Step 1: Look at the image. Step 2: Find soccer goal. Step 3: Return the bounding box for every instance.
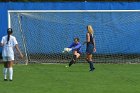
[8,10,140,64]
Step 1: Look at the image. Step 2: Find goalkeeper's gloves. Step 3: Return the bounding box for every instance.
[63,48,72,53]
[67,48,72,52]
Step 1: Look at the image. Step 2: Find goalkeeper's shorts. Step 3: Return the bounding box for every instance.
[77,51,82,54]
[73,49,82,54]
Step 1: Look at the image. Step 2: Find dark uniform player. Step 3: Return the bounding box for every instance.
[84,25,96,71]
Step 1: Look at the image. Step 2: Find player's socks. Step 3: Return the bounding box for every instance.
[73,55,76,60]
[9,67,13,80]
[88,61,95,71]
[69,55,77,67]
[69,60,74,67]
[73,55,77,64]
[3,68,8,80]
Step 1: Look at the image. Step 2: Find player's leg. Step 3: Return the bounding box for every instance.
[3,62,8,81]
[69,51,76,67]
[86,43,95,71]
[3,57,8,81]
[73,51,80,62]
[86,54,95,71]
[8,61,14,81]
[69,51,80,67]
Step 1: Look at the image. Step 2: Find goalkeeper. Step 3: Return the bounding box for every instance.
[64,37,82,67]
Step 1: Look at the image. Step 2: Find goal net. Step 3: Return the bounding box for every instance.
[8,10,140,64]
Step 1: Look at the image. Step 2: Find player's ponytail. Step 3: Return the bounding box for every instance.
[7,28,13,44]
[87,25,93,34]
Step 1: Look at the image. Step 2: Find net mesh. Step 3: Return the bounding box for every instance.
[9,11,140,64]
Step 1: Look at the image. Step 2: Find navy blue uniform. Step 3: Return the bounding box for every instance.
[86,33,95,54]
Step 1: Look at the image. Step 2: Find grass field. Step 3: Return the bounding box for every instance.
[0,63,140,93]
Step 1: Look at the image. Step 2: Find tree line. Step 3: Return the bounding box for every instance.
[0,0,140,2]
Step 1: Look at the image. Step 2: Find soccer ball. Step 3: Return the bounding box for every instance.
[65,65,68,68]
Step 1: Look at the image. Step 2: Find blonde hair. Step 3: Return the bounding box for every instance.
[87,25,94,34]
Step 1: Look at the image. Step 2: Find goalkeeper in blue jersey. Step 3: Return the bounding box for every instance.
[63,37,82,67]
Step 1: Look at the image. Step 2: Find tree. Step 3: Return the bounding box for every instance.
[0,0,140,2]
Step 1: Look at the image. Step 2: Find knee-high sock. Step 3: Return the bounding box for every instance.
[88,61,94,70]
[69,55,77,67]
[9,67,13,80]
[3,68,8,79]
[69,60,74,67]
[73,55,77,63]
[73,55,76,60]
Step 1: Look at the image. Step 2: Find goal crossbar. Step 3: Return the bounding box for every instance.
[8,10,140,13]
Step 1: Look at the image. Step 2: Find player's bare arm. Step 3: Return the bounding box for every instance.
[83,33,90,45]
[86,33,90,43]
[93,37,96,52]
[15,44,23,59]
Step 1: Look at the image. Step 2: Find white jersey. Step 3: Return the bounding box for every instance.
[1,35,18,58]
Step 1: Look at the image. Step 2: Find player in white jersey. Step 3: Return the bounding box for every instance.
[0,28,23,81]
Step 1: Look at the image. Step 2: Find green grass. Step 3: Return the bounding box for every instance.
[0,63,140,93]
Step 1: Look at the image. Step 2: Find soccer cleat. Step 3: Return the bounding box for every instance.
[4,79,8,81]
[9,79,13,81]
[89,68,95,72]
[89,69,93,72]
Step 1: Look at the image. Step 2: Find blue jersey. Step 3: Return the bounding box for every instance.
[68,42,82,53]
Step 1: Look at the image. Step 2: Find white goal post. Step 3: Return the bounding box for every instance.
[8,10,140,64]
